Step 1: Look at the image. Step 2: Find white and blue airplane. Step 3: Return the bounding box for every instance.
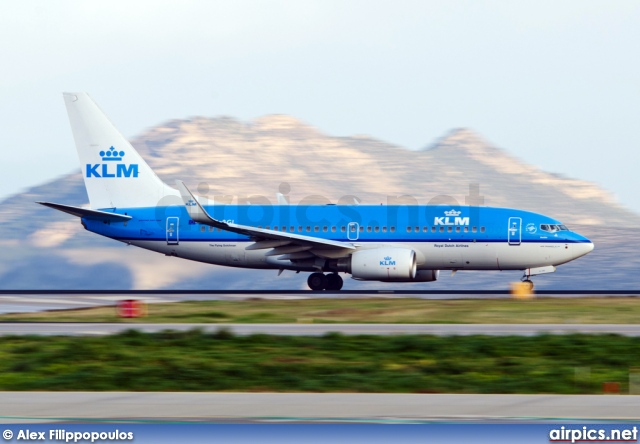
[39,93,594,291]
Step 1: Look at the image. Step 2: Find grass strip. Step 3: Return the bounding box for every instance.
[1,329,639,393]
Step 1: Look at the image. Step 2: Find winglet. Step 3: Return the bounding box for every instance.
[276,193,289,205]
[175,180,227,228]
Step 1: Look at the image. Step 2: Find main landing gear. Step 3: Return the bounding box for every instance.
[307,272,344,291]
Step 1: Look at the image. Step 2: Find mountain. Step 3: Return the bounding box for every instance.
[0,116,638,291]
[130,117,636,227]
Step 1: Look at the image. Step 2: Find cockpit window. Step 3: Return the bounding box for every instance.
[540,224,568,233]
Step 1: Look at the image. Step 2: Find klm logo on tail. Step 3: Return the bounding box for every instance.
[86,146,139,178]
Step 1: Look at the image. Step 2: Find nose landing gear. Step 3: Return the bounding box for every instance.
[519,266,556,291]
[521,278,534,291]
[307,272,344,291]
[521,272,535,291]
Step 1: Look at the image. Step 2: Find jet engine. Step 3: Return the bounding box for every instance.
[348,248,417,281]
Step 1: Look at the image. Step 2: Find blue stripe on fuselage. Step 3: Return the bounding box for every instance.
[81,205,592,245]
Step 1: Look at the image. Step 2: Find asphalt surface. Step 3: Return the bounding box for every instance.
[1,291,639,314]
[1,392,639,423]
[1,322,640,336]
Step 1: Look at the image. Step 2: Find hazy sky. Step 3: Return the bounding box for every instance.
[2,1,639,213]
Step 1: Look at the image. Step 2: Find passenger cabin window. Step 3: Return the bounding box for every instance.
[431,226,436,232]
[480,227,486,233]
[407,227,412,232]
[306,226,310,232]
[382,227,387,233]
[323,226,328,232]
[350,225,356,232]
[314,226,319,232]
[415,226,420,233]
[390,227,396,233]
[209,226,214,232]
[331,226,336,232]
[455,227,461,233]
[341,226,346,232]
[374,227,379,232]
[200,225,206,232]
[472,226,477,232]
[464,227,469,233]
[439,227,444,233]
[447,227,453,233]
[298,226,303,232]
[367,226,372,232]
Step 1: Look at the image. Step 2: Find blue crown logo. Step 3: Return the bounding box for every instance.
[100,146,125,161]
[384,256,392,261]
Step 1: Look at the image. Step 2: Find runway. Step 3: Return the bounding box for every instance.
[1,322,640,336]
[1,290,639,314]
[1,392,639,423]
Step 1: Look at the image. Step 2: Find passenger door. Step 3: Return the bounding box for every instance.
[507,217,522,245]
[166,217,179,245]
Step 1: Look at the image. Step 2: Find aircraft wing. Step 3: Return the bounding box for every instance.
[175,180,356,253]
[37,202,132,222]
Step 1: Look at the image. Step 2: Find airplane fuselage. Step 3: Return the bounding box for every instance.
[83,204,593,273]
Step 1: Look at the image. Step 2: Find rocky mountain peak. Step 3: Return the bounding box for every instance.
[251,114,319,138]
[437,127,488,146]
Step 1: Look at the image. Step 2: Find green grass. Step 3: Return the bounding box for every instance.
[0,330,638,393]
[1,297,640,324]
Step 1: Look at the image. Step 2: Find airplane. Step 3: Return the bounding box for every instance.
[39,93,594,291]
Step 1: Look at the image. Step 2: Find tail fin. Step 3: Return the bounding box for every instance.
[63,92,176,209]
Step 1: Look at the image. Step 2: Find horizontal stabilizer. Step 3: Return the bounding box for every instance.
[37,202,132,222]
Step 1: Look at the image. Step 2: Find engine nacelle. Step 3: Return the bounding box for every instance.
[383,269,440,283]
[350,248,417,281]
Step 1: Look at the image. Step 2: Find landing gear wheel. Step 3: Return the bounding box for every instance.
[307,272,327,291]
[523,279,534,291]
[325,273,343,291]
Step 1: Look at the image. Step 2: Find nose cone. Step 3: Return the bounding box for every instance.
[572,235,594,259]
